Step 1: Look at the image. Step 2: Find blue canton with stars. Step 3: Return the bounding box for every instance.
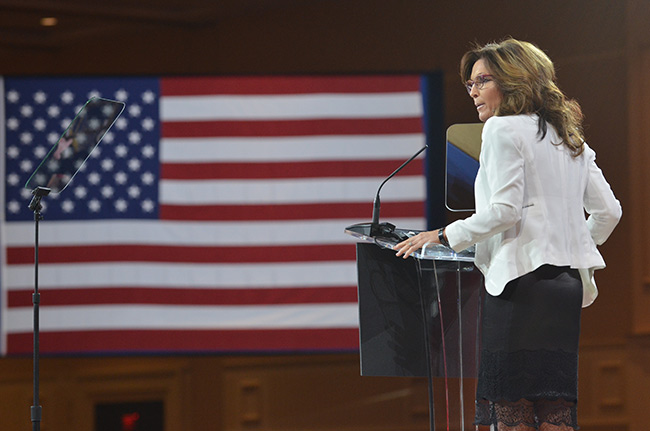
[4,77,161,221]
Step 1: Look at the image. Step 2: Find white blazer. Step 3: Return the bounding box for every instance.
[445,114,621,307]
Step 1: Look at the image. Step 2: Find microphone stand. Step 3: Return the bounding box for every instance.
[28,186,51,431]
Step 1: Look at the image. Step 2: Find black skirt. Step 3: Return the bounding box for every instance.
[474,264,583,429]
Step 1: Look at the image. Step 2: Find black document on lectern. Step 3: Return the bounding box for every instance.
[356,243,482,378]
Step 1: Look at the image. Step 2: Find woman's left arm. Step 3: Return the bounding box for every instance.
[583,148,622,245]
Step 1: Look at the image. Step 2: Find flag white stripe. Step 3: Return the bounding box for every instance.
[5,261,358,290]
[5,304,359,332]
[160,134,426,163]
[4,218,426,247]
[160,93,422,121]
[159,177,426,204]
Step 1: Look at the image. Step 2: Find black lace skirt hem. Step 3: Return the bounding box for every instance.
[474,398,579,430]
[475,348,579,402]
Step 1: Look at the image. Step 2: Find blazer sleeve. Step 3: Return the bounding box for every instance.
[583,145,622,245]
[445,117,525,252]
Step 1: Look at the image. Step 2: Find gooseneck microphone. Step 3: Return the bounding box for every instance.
[346,145,428,239]
[372,145,428,226]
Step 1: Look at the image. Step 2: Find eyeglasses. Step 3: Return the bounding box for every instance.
[465,74,494,94]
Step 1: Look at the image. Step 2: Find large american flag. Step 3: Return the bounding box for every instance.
[0,75,427,356]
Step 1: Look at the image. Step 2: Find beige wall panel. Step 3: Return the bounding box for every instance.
[628,47,650,334]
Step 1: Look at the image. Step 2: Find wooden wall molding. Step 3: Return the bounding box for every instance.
[626,2,650,335]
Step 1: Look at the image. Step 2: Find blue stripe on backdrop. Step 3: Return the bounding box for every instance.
[421,72,446,230]
[0,77,4,354]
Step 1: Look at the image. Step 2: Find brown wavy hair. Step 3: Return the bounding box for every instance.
[460,38,585,156]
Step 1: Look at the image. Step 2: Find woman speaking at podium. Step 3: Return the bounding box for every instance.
[395,38,621,431]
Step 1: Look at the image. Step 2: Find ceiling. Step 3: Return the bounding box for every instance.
[0,0,309,52]
[0,0,642,78]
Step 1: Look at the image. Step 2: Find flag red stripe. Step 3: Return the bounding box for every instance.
[7,286,358,307]
[160,159,424,180]
[161,118,423,138]
[6,244,357,265]
[161,76,419,96]
[159,201,425,221]
[6,328,360,355]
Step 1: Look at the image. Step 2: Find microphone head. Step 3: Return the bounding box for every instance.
[371,195,380,225]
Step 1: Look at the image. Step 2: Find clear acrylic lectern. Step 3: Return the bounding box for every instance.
[345,225,483,431]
